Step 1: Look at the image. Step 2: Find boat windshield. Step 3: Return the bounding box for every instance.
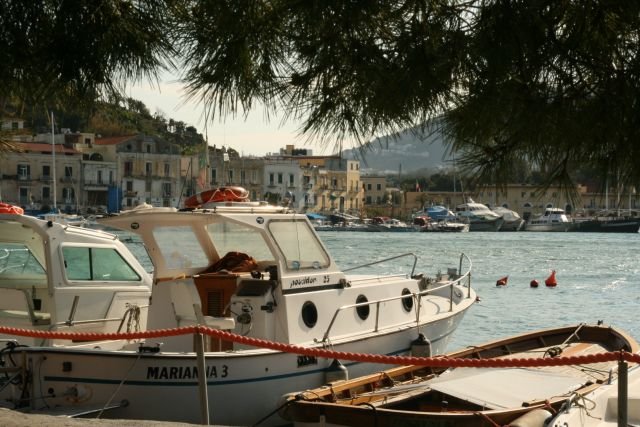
[0,243,46,279]
[207,221,275,264]
[268,220,329,270]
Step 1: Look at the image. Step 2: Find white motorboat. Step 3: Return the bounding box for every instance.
[547,363,640,426]
[0,195,476,426]
[454,199,504,231]
[525,207,574,232]
[492,206,525,231]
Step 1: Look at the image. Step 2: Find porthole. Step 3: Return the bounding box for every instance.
[401,288,414,312]
[355,294,370,320]
[301,301,318,328]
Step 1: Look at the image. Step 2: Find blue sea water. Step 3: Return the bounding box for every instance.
[317,231,640,352]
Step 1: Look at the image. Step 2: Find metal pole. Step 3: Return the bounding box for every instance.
[618,359,628,427]
[194,304,210,425]
[195,331,210,425]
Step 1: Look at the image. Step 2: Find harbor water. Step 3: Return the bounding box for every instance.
[317,231,640,351]
[121,228,640,352]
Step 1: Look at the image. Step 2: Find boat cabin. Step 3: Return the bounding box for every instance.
[0,213,152,347]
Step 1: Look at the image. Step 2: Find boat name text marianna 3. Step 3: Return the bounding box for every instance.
[146,365,229,380]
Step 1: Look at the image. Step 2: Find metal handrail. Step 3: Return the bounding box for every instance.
[321,253,472,344]
[343,252,418,277]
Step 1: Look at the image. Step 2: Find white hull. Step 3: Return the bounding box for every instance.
[525,222,572,232]
[548,364,640,426]
[5,311,467,426]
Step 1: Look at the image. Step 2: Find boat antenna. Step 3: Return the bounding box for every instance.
[51,111,57,211]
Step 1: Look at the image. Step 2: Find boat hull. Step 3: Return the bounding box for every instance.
[0,311,470,426]
[573,218,640,233]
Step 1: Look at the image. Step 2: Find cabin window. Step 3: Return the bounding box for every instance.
[355,295,370,320]
[401,288,414,312]
[268,220,329,270]
[62,247,140,282]
[0,243,46,279]
[301,301,318,328]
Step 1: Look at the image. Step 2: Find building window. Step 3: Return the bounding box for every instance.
[269,173,275,185]
[228,169,234,183]
[64,166,73,178]
[17,164,30,179]
[211,168,217,183]
[62,187,75,203]
[97,170,103,184]
[145,162,152,176]
[278,173,283,184]
[146,144,152,153]
[240,170,246,184]
[289,174,294,186]
[376,183,382,191]
[126,181,133,191]
[162,183,171,197]
[109,170,114,184]
[42,165,51,180]
[42,187,50,201]
[124,161,133,176]
[164,163,170,177]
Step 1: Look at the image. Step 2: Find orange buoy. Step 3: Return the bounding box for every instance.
[530,279,539,288]
[496,276,508,286]
[545,270,557,287]
[184,186,250,208]
[0,202,24,215]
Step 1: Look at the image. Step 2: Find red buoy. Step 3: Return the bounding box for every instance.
[496,276,508,287]
[530,279,539,288]
[545,270,557,287]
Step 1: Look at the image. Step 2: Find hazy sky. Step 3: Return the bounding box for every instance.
[128,73,335,157]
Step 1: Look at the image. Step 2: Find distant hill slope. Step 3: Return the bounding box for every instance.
[342,125,455,175]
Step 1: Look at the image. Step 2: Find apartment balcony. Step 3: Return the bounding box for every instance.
[39,175,52,182]
[124,190,137,197]
[60,177,77,184]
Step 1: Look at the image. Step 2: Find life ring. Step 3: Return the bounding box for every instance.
[184,187,250,208]
[0,203,24,215]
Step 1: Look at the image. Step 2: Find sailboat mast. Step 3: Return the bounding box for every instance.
[51,112,57,211]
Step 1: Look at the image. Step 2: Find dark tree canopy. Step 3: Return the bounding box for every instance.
[3,1,640,194]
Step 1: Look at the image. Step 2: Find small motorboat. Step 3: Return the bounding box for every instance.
[281,323,638,427]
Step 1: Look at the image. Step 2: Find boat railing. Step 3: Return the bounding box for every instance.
[342,252,418,277]
[320,253,472,344]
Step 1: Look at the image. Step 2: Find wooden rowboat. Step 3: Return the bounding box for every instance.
[281,324,638,427]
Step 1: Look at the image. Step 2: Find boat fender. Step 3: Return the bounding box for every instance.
[508,408,553,427]
[411,333,432,357]
[325,359,349,383]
